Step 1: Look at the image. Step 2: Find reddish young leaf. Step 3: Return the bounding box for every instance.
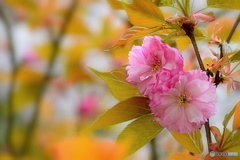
[110,26,161,49]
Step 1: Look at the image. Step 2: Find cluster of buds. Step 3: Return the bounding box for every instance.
[166,12,215,34]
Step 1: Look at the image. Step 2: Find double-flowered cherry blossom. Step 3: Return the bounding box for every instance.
[126,36,183,96]
[126,36,217,133]
[150,70,216,133]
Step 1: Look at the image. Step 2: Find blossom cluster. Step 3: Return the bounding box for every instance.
[126,36,216,133]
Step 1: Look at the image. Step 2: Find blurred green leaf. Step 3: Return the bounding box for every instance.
[89,65,140,101]
[66,16,90,35]
[117,115,164,157]
[5,0,37,11]
[106,0,123,10]
[12,84,39,113]
[157,0,175,6]
[223,104,236,128]
[168,153,203,160]
[194,27,206,37]
[123,0,165,28]
[89,97,150,130]
[233,102,240,130]
[230,50,240,63]
[171,129,203,154]
[148,0,175,7]
[207,0,240,10]
[233,130,240,143]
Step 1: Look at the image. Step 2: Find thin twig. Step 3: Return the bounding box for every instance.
[214,13,240,86]
[0,1,18,155]
[214,44,223,86]
[226,13,240,43]
[9,0,78,155]
[184,27,205,71]
[204,119,212,153]
[150,138,158,160]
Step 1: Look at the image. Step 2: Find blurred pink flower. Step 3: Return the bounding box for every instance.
[150,70,216,133]
[78,93,99,119]
[126,36,183,96]
[22,50,40,64]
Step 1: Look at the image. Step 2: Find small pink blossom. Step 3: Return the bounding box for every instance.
[192,12,215,23]
[165,12,215,27]
[222,67,240,95]
[209,23,223,45]
[22,50,40,64]
[126,36,183,96]
[150,70,216,133]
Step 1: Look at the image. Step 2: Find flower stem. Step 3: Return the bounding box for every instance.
[184,25,205,71]
[183,24,213,152]
[214,44,223,86]
[204,119,212,152]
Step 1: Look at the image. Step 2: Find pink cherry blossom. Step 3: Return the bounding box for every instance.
[126,36,183,96]
[150,70,216,133]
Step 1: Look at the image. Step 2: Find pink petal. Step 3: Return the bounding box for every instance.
[162,104,182,125]
[185,104,204,123]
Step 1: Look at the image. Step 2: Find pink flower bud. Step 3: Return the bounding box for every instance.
[192,12,215,22]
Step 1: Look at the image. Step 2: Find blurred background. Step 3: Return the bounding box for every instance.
[0,0,239,159]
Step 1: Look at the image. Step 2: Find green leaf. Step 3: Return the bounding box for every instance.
[117,115,164,157]
[176,37,192,51]
[158,0,175,6]
[163,30,178,43]
[233,130,240,144]
[210,126,222,146]
[89,65,140,101]
[233,101,240,130]
[149,0,175,7]
[171,129,203,154]
[223,105,237,128]
[168,153,203,160]
[219,128,233,150]
[230,50,240,63]
[207,0,240,10]
[110,26,162,49]
[89,97,150,130]
[225,144,240,159]
[6,0,37,11]
[123,0,165,28]
[13,84,39,113]
[106,0,123,10]
[219,130,240,154]
[176,27,206,51]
